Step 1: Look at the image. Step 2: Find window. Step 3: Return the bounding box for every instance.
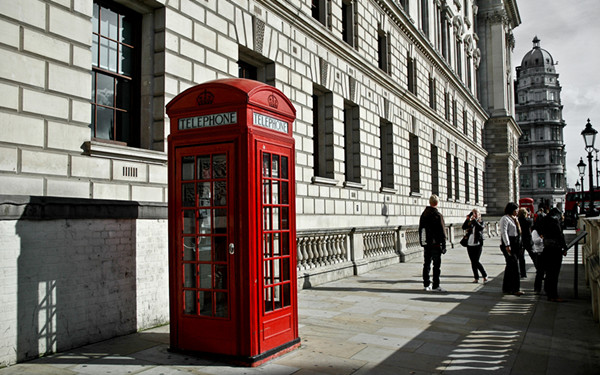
[474,166,479,203]
[431,144,439,196]
[521,173,531,188]
[537,173,546,188]
[551,126,561,141]
[238,47,275,85]
[312,87,334,179]
[520,152,530,165]
[380,119,395,189]
[378,29,389,73]
[463,110,468,134]
[446,152,453,199]
[91,1,141,146]
[311,0,328,26]
[421,0,429,37]
[444,92,450,120]
[455,38,462,78]
[550,149,561,164]
[409,133,420,193]
[465,162,470,202]
[472,119,477,143]
[407,53,417,94]
[452,99,457,127]
[551,173,563,188]
[454,156,460,200]
[344,101,361,183]
[342,0,355,46]
[466,55,472,90]
[428,75,436,110]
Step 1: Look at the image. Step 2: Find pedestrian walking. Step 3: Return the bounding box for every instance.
[461,208,488,284]
[419,195,447,292]
[517,208,535,277]
[499,202,524,296]
[537,207,568,302]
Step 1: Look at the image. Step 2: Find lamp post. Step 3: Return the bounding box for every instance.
[581,119,598,216]
[578,157,586,215]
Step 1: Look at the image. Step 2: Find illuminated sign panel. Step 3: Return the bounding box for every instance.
[253,112,288,133]
[179,112,237,130]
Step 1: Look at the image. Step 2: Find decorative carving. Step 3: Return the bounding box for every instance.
[253,17,265,54]
[268,94,278,109]
[196,89,215,105]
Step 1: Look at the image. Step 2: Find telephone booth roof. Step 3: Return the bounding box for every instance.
[166,78,296,137]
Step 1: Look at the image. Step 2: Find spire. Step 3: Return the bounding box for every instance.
[532,36,541,49]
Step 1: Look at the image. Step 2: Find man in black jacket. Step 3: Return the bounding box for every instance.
[419,195,447,292]
[537,207,568,301]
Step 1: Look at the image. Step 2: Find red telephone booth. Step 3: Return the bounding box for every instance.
[166,78,299,365]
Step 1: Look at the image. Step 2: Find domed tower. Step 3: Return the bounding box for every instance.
[515,37,566,211]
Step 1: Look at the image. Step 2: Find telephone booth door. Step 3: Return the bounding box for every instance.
[258,142,298,351]
[174,143,237,354]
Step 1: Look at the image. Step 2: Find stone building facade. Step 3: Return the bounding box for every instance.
[516,37,566,210]
[0,0,519,365]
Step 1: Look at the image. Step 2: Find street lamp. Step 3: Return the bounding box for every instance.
[578,157,586,215]
[581,119,598,216]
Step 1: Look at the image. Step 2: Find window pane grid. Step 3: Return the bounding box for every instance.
[180,153,229,318]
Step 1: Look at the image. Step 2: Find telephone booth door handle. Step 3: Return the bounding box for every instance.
[228,243,235,255]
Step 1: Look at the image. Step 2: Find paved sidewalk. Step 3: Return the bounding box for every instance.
[2,235,599,374]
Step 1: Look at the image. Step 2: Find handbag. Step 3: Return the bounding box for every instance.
[460,235,469,247]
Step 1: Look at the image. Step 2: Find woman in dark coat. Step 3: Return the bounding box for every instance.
[462,208,488,283]
[537,207,568,301]
[517,208,535,277]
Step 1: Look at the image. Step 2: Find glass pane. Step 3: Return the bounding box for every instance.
[184,291,197,314]
[198,182,211,207]
[116,111,130,144]
[282,258,290,281]
[273,258,280,283]
[198,156,211,179]
[120,45,132,76]
[272,180,279,204]
[99,38,117,72]
[92,34,99,66]
[90,105,95,137]
[262,153,271,177]
[96,106,114,140]
[116,78,131,110]
[213,208,227,234]
[181,156,194,180]
[264,259,272,285]
[281,156,288,178]
[214,181,226,206]
[93,3,99,32]
[182,183,195,207]
[281,232,290,255]
[183,263,196,288]
[213,154,226,178]
[281,207,289,229]
[263,207,271,230]
[199,264,211,288]
[264,287,273,312]
[96,74,114,106]
[182,210,195,234]
[214,236,227,262]
[198,236,211,261]
[183,237,196,261]
[262,179,271,204]
[273,233,280,256]
[215,292,228,318]
[120,14,134,44]
[283,283,291,307]
[199,291,212,316]
[215,265,227,289]
[101,6,118,39]
[274,285,281,309]
[281,181,289,204]
[263,233,272,257]
[272,155,280,178]
[272,207,280,230]
[198,209,211,234]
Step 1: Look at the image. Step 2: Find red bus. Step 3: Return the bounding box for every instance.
[564,189,600,226]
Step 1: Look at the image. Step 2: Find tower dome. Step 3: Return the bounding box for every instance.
[520,36,555,72]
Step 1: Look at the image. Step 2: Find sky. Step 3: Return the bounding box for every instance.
[511,0,600,191]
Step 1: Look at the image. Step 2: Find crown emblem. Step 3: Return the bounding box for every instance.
[196,89,215,105]
[268,94,279,109]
